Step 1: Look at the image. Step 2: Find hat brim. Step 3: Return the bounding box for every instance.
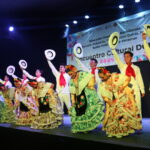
[45,49,56,60]
[108,32,120,49]
[19,60,28,69]
[6,65,15,75]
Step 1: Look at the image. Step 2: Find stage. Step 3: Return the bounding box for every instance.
[0,115,150,149]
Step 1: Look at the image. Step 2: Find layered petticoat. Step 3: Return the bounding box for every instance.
[31,91,63,129]
[15,102,34,126]
[102,99,142,138]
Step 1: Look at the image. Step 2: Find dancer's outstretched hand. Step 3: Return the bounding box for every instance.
[142,32,147,40]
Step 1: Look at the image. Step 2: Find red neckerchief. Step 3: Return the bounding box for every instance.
[91,67,96,75]
[59,72,66,87]
[4,81,8,86]
[126,64,136,78]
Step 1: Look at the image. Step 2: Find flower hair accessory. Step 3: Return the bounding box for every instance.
[97,67,109,74]
[65,65,77,73]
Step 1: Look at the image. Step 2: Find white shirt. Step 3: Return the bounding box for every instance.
[143,39,150,61]
[22,70,45,82]
[47,60,70,94]
[0,79,12,88]
[4,81,12,88]
[21,78,29,86]
[112,49,145,94]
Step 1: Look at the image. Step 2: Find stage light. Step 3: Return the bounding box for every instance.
[73,20,78,24]
[135,0,140,3]
[85,15,90,19]
[119,5,124,9]
[65,24,69,27]
[9,26,14,32]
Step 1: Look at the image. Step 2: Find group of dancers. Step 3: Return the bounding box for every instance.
[0,27,150,138]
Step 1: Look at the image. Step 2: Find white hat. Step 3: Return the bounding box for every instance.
[19,60,28,69]
[6,65,15,75]
[73,43,83,58]
[144,24,150,37]
[108,32,120,49]
[44,49,56,60]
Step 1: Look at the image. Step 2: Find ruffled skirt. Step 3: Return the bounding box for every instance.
[102,100,142,138]
[0,101,16,124]
[31,97,63,129]
[70,88,104,133]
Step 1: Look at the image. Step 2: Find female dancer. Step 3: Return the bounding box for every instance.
[98,67,142,138]
[65,65,104,133]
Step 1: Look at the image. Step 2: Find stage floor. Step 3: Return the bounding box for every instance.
[0,115,150,149]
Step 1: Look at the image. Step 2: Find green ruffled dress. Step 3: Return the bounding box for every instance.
[69,72,104,133]
[0,88,16,124]
[0,102,16,123]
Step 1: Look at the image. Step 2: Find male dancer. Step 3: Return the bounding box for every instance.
[111,49,145,114]
[12,74,29,87]
[21,69,45,82]
[47,60,71,112]
[0,75,12,88]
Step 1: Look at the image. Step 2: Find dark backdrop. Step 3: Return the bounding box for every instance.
[0,28,66,86]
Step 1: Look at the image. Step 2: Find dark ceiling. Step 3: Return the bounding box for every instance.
[0,0,149,32]
[0,0,114,17]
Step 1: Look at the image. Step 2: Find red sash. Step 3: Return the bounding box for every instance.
[4,81,8,86]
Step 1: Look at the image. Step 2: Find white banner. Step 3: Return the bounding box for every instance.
[67,10,150,68]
